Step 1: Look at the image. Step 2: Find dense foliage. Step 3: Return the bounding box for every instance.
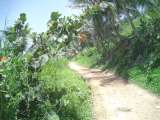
[1,0,160,119]
[72,0,160,94]
[0,12,91,120]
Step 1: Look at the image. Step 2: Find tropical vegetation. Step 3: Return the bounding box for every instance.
[1,0,160,119]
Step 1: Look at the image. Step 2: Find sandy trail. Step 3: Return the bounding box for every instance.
[68,62,160,120]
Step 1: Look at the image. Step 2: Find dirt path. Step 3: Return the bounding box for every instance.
[68,62,160,120]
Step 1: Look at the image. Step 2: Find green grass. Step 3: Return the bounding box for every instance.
[128,67,160,95]
[39,58,92,120]
[73,47,101,68]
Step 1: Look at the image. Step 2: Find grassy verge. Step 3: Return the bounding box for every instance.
[128,67,160,95]
[39,58,92,120]
[73,47,101,68]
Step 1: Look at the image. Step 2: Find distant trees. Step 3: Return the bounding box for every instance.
[4,13,30,56]
[70,0,160,77]
[70,0,160,49]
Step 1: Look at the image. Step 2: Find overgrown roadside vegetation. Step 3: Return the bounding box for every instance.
[71,0,160,95]
[1,56,91,120]
[0,12,91,120]
[74,46,160,95]
[39,59,91,120]
[1,0,160,119]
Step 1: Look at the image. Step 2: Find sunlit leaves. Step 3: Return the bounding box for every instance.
[47,12,83,51]
[51,11,61,21]
[20,13,27,24]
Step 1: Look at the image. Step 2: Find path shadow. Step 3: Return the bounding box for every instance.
[85,72,128,87]
[99,75,129,87]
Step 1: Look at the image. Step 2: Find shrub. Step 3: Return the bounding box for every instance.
[0,56,53,120]
[1,57,91,120]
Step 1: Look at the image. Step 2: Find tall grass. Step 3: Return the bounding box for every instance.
[39,58,92,120]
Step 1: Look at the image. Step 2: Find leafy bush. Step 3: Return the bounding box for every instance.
[0,56,91,120]
[120,17,141,36]
[0,56,53,120]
